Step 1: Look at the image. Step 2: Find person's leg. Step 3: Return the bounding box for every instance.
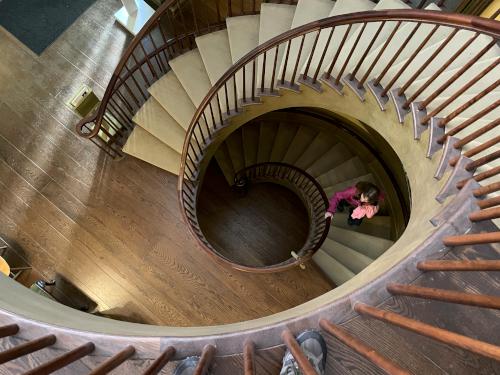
[280,330,327,375]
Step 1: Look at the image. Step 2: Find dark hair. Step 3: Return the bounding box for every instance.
[354,181,380,205]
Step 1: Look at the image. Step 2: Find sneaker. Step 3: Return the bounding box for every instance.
[173,356,201,375]
[280,330,327,375]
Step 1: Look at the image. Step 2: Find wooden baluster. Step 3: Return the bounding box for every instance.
[142,347,176,375]
[233,74,238,113]
[443,232,500,246]
[387,283,500,310]
[148,33,167,72]
[24,342,95,375]
[417,260,500,271]
[242,64,247,102]
[474,182,500,197]
[450,135,500,166]
[418,39,496,113]
[374,23,421,88]
[0,324,19,338]
[139,41,158,80]
[319,320,410,375]
[243,340,256,375]
[440,108,500,144]
[324,24,352,80]
[355,303,500,361]
[312,27,335,84]
[457,166,500,189]
[380,24,437,98]
[358,21,401,88]
[252,59,257,101]
[465,150,500,172]
[0,335,56,364]
[281,330,318,375]
[437,79,500,128]
[290,35,306,86]
[125,64,149,100]
[416,0,427,8]
[403,30,474,108]
[224,82,230,114]
[194,344,216,375]
[260,51,267,93]
[89,346,135,375]
[280,40,292,85]
[469,207,500,222]
[349,22,386,82]
[477,196,500,210]
[420,59,499,124]
[303,30,321,79]
[335,23,367,86]
[398,28,458,100]
[270,45,279,93]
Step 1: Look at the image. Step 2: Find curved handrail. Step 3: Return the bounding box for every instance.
[178,10,500,268]
[75,0,264,154]
[196,162,331,272]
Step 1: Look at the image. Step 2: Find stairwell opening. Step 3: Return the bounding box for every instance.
[195,109,411,277]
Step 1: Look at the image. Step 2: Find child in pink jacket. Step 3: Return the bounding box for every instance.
[324,181,383,226]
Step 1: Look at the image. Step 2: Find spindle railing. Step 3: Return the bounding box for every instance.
[187,162,330,271]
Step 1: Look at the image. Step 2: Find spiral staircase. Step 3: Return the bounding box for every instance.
[0,0,499,374]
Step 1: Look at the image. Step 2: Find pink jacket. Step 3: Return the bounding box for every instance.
[327,185,383,219]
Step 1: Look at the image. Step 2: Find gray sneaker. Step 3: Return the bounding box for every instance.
[173,356,202,375]
[280,330,327,375]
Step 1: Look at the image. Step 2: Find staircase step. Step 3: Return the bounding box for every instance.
[148,71,196,130]
[225,129,246,174]
[242,124,260,167]
[215,142,235,184]
[257,121,278,163]
[257,3,296,89]
[295,132,338,170]
[306,142,353,178]
[324,173,376,197]
[303,0,376,77]
[270,123,299,161]
[227,15,260,63]
[278,0,335,84]
[123,126,181,175]
[313,249,355,286]
[317,156,367,189]
[169,49,212,107]
[132,97,185,153]
[331,212,392,240]
[227,14,261,100]
[321,237,374,273]
[196,29,236,112]
[328,226,394,259]
[282,126,318,165]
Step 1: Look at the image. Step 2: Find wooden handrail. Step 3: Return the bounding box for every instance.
[281,329,319,375]
[417,260,500,271]
[355,303,500,361]
[89,345,135,375]
[387,283,500,309]
[0,335,56,364]
[319,319,410,375]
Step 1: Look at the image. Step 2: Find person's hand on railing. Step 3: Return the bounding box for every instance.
[325,212,333,219]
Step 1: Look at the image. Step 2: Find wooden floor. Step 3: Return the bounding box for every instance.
[198,163,310,267]
[0,0,332,326]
